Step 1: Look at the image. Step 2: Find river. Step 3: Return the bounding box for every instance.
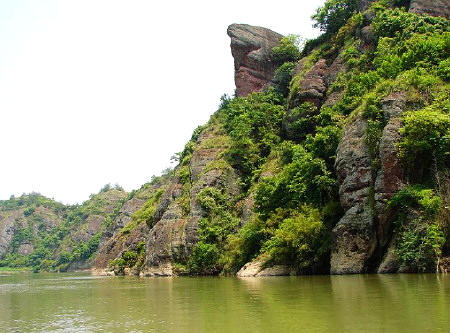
[0,272,448,332]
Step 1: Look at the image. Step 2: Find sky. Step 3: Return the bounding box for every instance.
[0,0,325,204]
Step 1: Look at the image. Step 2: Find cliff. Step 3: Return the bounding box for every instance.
[1,0,449,275]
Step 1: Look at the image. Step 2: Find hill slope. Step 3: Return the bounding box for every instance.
[1,0,449,275]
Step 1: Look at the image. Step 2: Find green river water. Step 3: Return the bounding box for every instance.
[0,272,448,332]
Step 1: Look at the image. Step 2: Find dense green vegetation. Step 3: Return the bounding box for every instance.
[0,186,128,272]
[183,1,450,274]
[1,1,449,275]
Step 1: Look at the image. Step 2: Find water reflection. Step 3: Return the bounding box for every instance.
[0,273,448,332]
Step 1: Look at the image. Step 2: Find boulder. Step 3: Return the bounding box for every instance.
[237,258,291,277]
[227,24,282,97]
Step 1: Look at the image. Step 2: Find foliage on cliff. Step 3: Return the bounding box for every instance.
[188,1,449,274]
[1,0,449,275]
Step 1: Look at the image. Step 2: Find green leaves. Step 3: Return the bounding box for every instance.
[221,91,285,189]
[255,146,337,217]
[312,0,358,35]
[272,35,302,64]
[399,108,450,176]
[262,206,328,269]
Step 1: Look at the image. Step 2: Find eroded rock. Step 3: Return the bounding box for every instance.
[237,258,291,277]
[409,0,450,19]
[332,92,407,274]
[145,127,238,274]
[227,24,282,97]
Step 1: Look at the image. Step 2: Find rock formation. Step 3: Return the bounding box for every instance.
[227,24,282,97]
[143,125,239,276]
[330,93,406,274]
[1,0,449,277]
[409,0,450,19]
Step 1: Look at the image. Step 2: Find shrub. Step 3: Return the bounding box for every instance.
[262,206,328,270]
[304,125,342,168]
[396,222,445,272]
[221,91,285,188]
[373,8,449,39]
[389,186,445,271]
[389,186,442,218]
[399,109,450,181]
[255,146,337,217]
[187,242,221,274]
[223,217,267,273]
[131,188,164,227]
[284,102,318,140]
[437,58,450,81]
[312,0,358,35]
[272,35,302,64]
[273,62,297,96]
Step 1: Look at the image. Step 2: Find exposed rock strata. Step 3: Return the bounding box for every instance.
[227,24,282,97]
[145,128,239,275]
[409,0,450,19]
[331,93,406,274]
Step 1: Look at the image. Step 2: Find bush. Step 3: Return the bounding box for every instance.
[221,91,285,188]
[255,146,337,217]
[389,186,445,271]
[187,242,221,274]
[389,186,442,218]
[272,35,302,64]
[396,222,445,272]
[262,206,328,270]
[312,0,358,35]
[437,58,450,81]
[399,109,450,181]
[223,218,267,273]
[284,102,318,140]
[373,8,449,39]
[273,62,297,96]
[305,125,342,168]
[131,188,164,227]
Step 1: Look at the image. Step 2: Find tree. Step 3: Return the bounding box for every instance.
[312,0,358,35]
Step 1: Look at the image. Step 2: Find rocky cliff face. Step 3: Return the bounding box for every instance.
[1,1,448,276]
[142,122,239,276]
[359,0,450,19]
[409,0,450,19]
[331,94,406,274]
[0,196,65,260]
[227,24,282,97]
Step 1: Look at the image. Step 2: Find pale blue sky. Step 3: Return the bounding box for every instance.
[0,0,324,203]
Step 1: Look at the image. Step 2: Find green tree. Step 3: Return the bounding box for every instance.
[312,0,358,35]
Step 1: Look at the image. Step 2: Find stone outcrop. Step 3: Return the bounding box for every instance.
[227,24,282,97]
[0,204,64,258]
[331,116,375,274]
[144,127,239,275]
[0,210,21,257]
[290,59,328,108]
[357,0,450,19]
[237,257,291,277]
[374,94,405,249]
[331,93,406,274]
[409,0,450,19]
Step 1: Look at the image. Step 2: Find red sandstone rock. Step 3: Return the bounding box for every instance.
[227,24,282,97]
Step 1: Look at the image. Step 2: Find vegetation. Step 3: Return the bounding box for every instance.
[0,186,128,272]
[312,0,358,35]
[109,242,146,274]
[1,1,449,275]
[389,186,445,271]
